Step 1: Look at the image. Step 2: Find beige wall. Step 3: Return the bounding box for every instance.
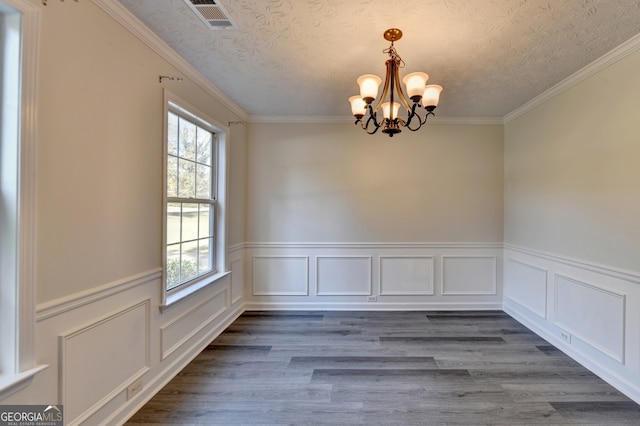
[35,0,246,303]
[504,49,640,272]
[246,122,504,243]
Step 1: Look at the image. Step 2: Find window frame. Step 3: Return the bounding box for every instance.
[0,0,47,399]
[161,90,229,308]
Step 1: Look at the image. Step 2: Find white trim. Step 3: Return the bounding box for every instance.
[504,244,640,285]
[248,114,504,126]
[15,0,39,373]
[245,241,503,250]
[36,268,162,321]
[0,364,47,400]
[429,116,504,125]
[92,0,247,121]
[227,243,244,253]
[504,32,640,123]
[0,0,41,391]
[244,302,503,311]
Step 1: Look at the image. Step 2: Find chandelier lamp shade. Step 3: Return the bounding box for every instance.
[349,28,443,137]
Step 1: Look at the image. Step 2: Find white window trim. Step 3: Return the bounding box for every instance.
[160,90,229,309]
[0,0,47,400]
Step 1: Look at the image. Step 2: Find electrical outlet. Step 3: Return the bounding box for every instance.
[559,330,571,344]
[367,296,377,302]
[126,378,143,400]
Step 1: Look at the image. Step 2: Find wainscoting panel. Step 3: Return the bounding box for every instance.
[555,274,625,363]
[16,269,242,426]
[252,255,309,295]
[503,244,640,405]
[244,243,503,310]
[505,257,548,319]
[59,299,150,423]
[161,287,228,360]
[316,256,372,296]
[230,257,244,305]
[441,255,497,295]
[379,256,434,295]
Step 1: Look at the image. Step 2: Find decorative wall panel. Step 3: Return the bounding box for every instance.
[555,274,625,363]
[230,257,244,304]
[441,255,497,295]
[252,255,309,295]
[316,256,372,295]
[379,256,434,295]
[505,257,547,318]
[161,287,228,360]
[59,300,150,423]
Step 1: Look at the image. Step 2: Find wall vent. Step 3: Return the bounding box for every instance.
[184,0,237,30]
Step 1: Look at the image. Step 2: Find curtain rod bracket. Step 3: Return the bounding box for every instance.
[43,0,79,5]
[159,75,183,83]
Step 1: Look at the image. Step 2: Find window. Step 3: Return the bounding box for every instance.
[0,0,43,397]
[163,91,228,303]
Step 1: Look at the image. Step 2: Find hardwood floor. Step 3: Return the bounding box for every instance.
[126,311,640,425]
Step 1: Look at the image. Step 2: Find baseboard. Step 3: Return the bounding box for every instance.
[243,301,503,311]
[504,301,640,405]
[503,244,640,405]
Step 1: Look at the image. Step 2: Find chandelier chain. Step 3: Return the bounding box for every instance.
[383,44,405,68]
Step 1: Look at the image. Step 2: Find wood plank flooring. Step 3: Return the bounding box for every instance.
[126,311,640,425]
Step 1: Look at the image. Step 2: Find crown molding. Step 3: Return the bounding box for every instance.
[248,115,503,126]
[248,115,354,124]
[92,0,248,121]
[504,32,640,123]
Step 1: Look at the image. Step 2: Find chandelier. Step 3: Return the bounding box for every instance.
[349,28,443,137]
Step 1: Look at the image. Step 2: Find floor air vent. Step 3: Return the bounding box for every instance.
[184,0,237,30]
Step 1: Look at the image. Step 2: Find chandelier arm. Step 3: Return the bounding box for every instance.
[392,61,412,113]
[370,59,394,115]
[404,103,423,131]
[362,104,381,134]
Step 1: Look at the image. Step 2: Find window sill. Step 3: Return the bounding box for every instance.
[0,364,49,400]
[160,271,230,312]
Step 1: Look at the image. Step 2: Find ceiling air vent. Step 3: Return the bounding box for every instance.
[184,0,237,30]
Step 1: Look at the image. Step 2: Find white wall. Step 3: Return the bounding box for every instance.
[0,1,246,424]
[244,122,504,310]
[503,46,640,403]
[247,122,504,243]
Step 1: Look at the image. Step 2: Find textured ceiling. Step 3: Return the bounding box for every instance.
[118,0,640,119]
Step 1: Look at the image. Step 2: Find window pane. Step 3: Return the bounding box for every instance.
[196,164,211,199]
[166,244,181,289]
[179,118,196,161]
[166,203,181,245]
[178,158,195,198]
[198,238,211,273]
[181,241,198,281]
[182,203,198,242]
[167,156,178,197]
[197,128,212,166]
[199,204,211,238]
[168,112,178,156]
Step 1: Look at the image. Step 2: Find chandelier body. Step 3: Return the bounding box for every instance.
[349,29,443,137]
